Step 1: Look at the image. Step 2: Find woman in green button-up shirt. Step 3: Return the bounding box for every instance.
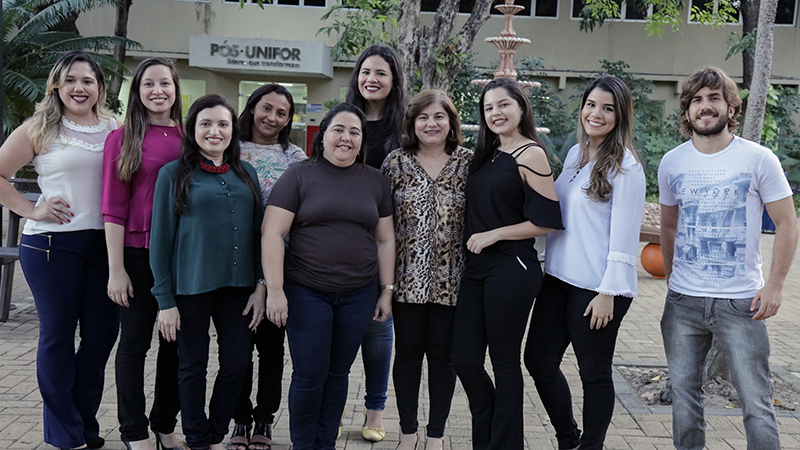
[149,94,265,450]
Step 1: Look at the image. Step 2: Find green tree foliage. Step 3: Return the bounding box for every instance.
[740,85,800,192]
[3,0,141,136]
[315,0,400,60]
[579,0,738,36]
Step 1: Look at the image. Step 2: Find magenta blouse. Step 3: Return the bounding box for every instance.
[101,125,182,248]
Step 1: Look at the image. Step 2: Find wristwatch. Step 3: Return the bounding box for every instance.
[380,284,395,292]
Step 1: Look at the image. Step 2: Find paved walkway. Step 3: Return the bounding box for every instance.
[2,235,800,449]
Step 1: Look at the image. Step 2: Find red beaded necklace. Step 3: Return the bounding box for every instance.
[199,158,230,174]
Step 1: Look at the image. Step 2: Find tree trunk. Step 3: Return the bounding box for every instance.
[396,0,493,98]
[741,0,777,143]
[397,0,420,101]
[740,0,758,92]
[109,0,133,99]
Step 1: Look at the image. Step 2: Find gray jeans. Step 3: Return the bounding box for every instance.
[660,289,780,450]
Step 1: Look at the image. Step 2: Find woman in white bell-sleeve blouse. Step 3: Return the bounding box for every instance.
[524,75,645,450]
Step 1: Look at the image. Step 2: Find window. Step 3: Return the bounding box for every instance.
[776,0,797,25]
[571,0,650,21]
[420,0,557,18]
[227,0,325,7]
[689,0,740,24]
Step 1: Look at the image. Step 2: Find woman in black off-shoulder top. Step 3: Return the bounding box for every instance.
[451,78,563,450]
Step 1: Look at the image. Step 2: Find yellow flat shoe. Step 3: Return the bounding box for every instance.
[361,410,385,442]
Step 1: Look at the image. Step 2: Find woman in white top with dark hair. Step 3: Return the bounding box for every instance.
[524,75,645,450]
[0,50,119,450]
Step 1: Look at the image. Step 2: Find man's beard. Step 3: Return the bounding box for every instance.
[688,113,728,137]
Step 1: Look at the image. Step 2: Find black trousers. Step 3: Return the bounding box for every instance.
[175,287,254,450]
[232,318,286,426]
[115,248,180,442]
[524,275,632,450]
[452,247,542,450]
[392,301,457,438]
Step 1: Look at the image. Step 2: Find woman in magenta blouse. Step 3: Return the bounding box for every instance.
[101,57,184,450]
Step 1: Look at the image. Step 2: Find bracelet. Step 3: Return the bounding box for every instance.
[380,284,395,292]
[258,278,267,288]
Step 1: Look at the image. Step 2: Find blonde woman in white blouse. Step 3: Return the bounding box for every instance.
[0,51,119,450]
[523,75,645,450]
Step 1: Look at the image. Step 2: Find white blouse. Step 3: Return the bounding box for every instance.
[23,117,117,235]
[544,144,646,297]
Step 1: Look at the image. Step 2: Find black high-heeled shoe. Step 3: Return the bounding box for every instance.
[154,432,181,450]
[85,435,104,449]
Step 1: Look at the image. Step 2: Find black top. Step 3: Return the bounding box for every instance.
[465,147,564,261]
[365,116,400,170]
[268,158,393,292]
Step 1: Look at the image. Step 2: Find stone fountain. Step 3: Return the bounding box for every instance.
[463,0,547,132]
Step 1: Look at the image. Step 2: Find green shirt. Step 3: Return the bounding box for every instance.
[150,160,264,309]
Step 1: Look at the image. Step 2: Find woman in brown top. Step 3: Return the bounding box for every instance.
[381,90,471,450]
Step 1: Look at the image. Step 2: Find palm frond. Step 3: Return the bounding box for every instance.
[3,70,42,102]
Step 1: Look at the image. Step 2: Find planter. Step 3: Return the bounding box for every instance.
[641,243,665,279]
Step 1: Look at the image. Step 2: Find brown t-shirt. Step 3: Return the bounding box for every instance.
[269,158,393,292]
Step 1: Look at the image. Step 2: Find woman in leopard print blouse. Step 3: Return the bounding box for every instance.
[381,90,471,450]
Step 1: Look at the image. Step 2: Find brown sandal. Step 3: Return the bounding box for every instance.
[227,424,250,450]
[248,423,272,450]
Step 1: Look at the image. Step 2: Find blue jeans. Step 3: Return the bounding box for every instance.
[285,278,378,450]
[661,289,780,450]
[361,313,393,411]
[20,230,119,449]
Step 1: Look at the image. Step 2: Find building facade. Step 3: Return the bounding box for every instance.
[76,0,800,149]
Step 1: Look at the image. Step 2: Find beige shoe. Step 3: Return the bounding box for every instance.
[361,410,385,442]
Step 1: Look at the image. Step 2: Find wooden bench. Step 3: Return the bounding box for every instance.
[1,192,40,322]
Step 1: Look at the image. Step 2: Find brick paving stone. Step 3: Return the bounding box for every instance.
[3,232,800,449]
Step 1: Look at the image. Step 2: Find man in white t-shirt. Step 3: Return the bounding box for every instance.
[658,66,798,450]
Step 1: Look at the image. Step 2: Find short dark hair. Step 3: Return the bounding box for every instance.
[309,103,369,165]
[402,90,462,155]
[238,84,295,150]
[679,66,741,138]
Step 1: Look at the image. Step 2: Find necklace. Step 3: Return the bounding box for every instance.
[491,148,503,163]
[199,158,230,174]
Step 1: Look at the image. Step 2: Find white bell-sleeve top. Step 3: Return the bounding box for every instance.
[544,144,646,298]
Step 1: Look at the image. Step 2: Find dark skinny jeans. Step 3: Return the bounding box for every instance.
[232,318,286,426]
[452,247,542,450]
[115,248,180,442]
[524,275,632,450]
[175,287,254,450]
[392,301,457,438]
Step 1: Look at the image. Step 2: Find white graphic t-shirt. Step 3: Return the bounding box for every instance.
[658,136,792,298]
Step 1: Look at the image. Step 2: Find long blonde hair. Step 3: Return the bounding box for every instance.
[118,58,182,181]
[27,51,112,153]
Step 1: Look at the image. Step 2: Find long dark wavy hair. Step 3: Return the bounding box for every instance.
[471,78,546,173]
[345,45,404,156]
[577,75,638,203]
[309,103,368,166]
[238,84,295,150]
[173,94,260,215]
[118,57,183,181]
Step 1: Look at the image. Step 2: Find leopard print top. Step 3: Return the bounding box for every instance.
[381,146,472,306]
